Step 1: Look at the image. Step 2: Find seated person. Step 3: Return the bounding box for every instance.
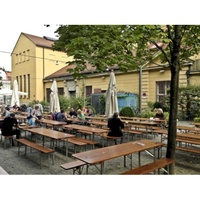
[56,109,67,122]
[13,103,20,111]
[77,109,85,120]
[154,108,165,120]
[86,107,93,116]
[107,112,124,144]
[77,109,87,125]
[1,113,20,146]
[1,105,10,117]
[68,107,77,118]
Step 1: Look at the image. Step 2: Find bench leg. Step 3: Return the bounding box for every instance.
[52,153,54,165]
[40,153,42,169]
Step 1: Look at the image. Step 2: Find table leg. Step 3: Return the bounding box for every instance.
[65,139,69,157]
[138,151,141,166]
[100,162,104,174]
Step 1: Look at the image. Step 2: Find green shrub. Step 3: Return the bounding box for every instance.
[193,117,200,122]
[59,96,85,111]
[153,102,162,109]
[87,105,96,115]
[119,107,134,117]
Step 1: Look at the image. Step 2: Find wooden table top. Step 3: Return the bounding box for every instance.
[63,124,108,135]
[123,120,158,126]
[73,139,164,164]
[89,121,107,127]
[26,127,75,140]
[177,132,200,140]
[177,125,200,132]
[39,119,67,126]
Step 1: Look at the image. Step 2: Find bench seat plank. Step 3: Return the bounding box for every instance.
[16,138,55,168]
[61,160,86,174]
[121,158,175,175]
[16,139,55,153]
[176,146,200,154]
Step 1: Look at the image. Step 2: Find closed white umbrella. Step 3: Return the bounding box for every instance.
[105,71,119,118]
[49,80,60,113]
[0,88,28,96]
[11,80,20,107]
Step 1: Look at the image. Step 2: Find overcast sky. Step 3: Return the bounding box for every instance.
[0,1,197,72]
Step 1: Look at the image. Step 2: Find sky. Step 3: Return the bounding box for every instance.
[1,0,198,72]
[0,24,59,71]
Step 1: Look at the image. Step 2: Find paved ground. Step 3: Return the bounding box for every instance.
[0,120,199,175]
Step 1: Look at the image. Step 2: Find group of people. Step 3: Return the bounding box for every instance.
[107,108,165,144]
[51,106,93,124]
[0,100,44,146]
[26,100,43,126]
[0,98,165,147]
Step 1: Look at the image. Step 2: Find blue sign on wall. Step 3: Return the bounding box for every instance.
[117,92,138,111]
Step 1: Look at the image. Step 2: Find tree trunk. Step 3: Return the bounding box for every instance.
[166,25,182,174]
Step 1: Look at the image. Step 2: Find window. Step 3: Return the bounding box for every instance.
[23,51,26,62]
[46,88,64,102]
[86,86,92,97]
[23,75,26,98]
[19,53,22,63]
[27,49,30,61]
[15,54,18,64]
[156,81,170,102]
[27,74,30,98]
[192,59,200,71]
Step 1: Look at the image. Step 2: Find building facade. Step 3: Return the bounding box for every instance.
[11,33,200,111]
[11,33,72,104]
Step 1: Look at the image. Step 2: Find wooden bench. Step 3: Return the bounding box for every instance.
[127,130,144,140]
[101,133,123,147]
[64,138,88,153]
[176,146,200,155]
[16,138,55,168]
[121,158,175,175]
[72,137,98,149]
[176,138,200,146]
[61,160,86,174]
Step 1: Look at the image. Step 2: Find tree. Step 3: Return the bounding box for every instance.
[52,25,200,174]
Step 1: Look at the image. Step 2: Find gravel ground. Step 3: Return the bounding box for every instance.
[0,120,199,175]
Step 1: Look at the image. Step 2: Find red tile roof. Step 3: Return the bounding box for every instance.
[22,33,56,49]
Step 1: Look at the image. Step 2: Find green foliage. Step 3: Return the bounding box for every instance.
[87,105,96,115]
[119,106,134,117]
[140,110,156,118]
[147,101,154,110]
[193,117,200,122]
[40,100,49,107]
[165,85,200,120]
[53,25,200,77]
[153,102,162,109]
[59,96,85,111]
[52,25,200,163]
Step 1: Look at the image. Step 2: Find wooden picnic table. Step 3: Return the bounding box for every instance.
[63,124,108,139]
[177,125,200,133]
[89,121,108,128]
[26,127,75,155]
[193,122,200,128]
[85,116,107,121]
[72,139,164,174]
[39,118,67,129]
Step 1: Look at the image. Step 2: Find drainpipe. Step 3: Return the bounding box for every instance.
[139,66,142,113]
[43,48,45,101]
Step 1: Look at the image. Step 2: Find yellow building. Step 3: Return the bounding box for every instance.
[11,33,200,112]
[44,60,193,111]
[11,33,72,104]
